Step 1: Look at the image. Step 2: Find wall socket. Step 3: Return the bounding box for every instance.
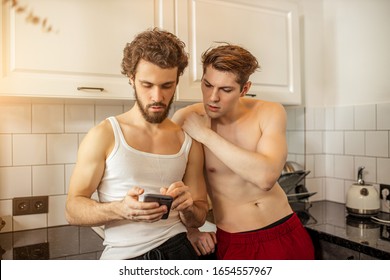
[13,196,48,216]
[380,184,390,214]
[380,184,390,200]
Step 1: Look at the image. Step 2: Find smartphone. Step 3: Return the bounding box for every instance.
[143,194,173,219]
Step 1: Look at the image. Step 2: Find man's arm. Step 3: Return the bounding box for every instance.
[187,227,217,256]
[181,102,287,191]
[163,139,208,228]
[179,139,209,227]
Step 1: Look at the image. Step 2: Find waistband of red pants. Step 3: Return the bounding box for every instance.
[216,212,301,243]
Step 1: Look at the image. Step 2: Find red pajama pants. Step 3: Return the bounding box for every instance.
[216,213,314,260]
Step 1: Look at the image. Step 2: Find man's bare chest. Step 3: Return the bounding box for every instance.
[216,121,261,150]
[122,129,183,155]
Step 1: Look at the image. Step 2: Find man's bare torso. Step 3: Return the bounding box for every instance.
[178,100,292,233]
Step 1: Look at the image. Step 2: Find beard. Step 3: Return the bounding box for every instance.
[134,86,174,124]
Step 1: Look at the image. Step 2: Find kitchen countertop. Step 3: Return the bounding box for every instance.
[303,201,390,259]
[0,225,104,260]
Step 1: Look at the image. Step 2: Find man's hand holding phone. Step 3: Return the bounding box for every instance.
[122,187,171,222]
[143,194,173,220]
[161,181,194,214]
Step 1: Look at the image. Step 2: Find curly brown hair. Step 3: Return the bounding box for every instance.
[201,44,260,90]
[121,27,189,82]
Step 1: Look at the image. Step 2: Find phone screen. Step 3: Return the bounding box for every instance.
[143,194,173,219]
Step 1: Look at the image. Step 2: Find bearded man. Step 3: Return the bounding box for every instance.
[65,28,208,260]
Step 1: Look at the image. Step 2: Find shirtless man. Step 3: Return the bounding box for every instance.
[65,28,208,260]
[172,44,314,260]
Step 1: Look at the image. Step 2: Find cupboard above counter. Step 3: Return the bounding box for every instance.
[0,0,169,100]
[1,0,301,105]
[176,0,302,104]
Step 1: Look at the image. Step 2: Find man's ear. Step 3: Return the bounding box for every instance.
[240,81,252,97]
[129,76,135,86]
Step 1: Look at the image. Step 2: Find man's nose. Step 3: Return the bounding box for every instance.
[151,87,164,102]
[210,88,220,102]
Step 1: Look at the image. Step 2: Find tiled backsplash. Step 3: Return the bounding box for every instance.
[303,103,390,203]
[1,100,389,232]
[0,100,135,232]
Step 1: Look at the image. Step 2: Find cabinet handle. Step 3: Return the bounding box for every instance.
[77,87,104,92]
[245,93,256,97]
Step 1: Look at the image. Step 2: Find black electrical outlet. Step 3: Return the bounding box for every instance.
[379,184,390,200]
[13,196,48,216]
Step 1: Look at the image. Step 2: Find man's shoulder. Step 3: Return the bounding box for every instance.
[244,98,285,113]
[171,103,203,125]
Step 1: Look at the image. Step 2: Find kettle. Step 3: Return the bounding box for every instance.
[346,167,380,217]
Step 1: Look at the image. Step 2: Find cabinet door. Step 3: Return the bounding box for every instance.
[175,0,301,105]
[0,0,174,100]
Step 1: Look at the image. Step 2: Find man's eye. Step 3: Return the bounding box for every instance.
[142,83,152,88]
[223,89,232,93]
[204,83,212,88]
[162,84,174,89]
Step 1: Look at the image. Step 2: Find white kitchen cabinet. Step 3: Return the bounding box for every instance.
[0,0,175,100]
[1,0,301,104]
[175,0,302,105]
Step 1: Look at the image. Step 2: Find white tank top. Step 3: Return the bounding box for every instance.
[98,116,192,259]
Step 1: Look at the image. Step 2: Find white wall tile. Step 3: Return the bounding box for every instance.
[47,134,78,164]
[13,134,46,166]
[314,107,325,130]
[325,154,335,177]
[366,131,388,157]
[0,166,31,199]
[0,134,12,166]
[287,131,305,154]
[32,104,64,133]
[306,178,324,201]
[295,154,305,167]
[0,104,31,133]
[354,104,376,130]
[65,104,95,133]
[377,103,390,130]
[33,165,65,195]
[305,131,323,154]
[345,131,365,156]
[314,154,326,177]
[325,107,335,130]
[334,106,354,130]
[295,107,305,130]
[325,178,345,203]
[95,105,123,124]
[13,214,47,231]
[285,107,296,130]
[48,195,68,227]
[377,158,390,184]
[324,131,344,154]
[354,157,376,184]
[334,155,354,180]
[286,154,296,162]
[305,155,314,178]
[305,107,315,130]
